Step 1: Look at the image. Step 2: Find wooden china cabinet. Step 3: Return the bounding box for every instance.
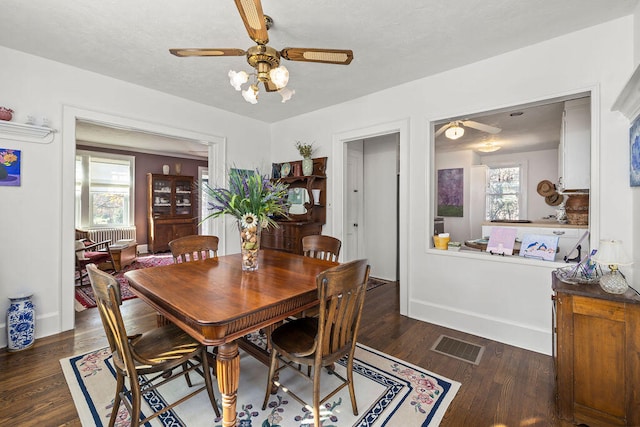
[147,173,197,253]
[262,157,327,255]
[553,273,640,426]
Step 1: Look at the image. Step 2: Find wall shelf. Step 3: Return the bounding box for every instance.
[0,121,56,143]
[612,64,640,121]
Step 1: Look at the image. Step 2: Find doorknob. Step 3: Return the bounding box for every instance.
[353,223,358,227]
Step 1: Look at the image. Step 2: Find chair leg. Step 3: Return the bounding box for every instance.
[262,350,279,410]
[313,360,322,427]
[108,371,125,427]
[347,355,358,416]
[129,377,142,427]
[201,347,221,417]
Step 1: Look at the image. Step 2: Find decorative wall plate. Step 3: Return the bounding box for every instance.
[280,162,291,177]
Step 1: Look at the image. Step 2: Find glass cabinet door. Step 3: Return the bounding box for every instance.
[174,179,193,216]
[152,178,172,216]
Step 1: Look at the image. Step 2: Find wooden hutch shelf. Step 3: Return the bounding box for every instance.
[262,157,327,254]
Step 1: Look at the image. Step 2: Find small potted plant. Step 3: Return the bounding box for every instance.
[295,141,315,176]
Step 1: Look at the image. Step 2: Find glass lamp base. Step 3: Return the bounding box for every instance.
[599,271,628,294]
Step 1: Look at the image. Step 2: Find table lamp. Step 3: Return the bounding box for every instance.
[592,239,633,294]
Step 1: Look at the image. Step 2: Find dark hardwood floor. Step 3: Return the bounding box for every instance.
[0,282,563,426]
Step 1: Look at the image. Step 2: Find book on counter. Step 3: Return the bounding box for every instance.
[519,234,559,261]
[486,227,517,255]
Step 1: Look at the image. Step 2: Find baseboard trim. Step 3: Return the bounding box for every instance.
[409,300,552,355]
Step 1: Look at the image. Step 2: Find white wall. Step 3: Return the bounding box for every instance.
[271,17,635,355]
[0,45,271,346]
[363,133,398,280]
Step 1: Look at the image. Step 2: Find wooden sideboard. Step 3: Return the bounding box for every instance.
[262,221,322,255]
[553,273,640,426]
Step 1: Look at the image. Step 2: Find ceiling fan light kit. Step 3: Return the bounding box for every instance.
[436,119,502,140]
[170,0,353,105]
[477,142,501,153]
[445,124,465,140]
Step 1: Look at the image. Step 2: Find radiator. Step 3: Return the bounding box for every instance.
[87,227,137,244]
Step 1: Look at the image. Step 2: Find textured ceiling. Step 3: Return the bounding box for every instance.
[1,0,637,125]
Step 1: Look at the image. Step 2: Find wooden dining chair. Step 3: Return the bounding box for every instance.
[262,259,370,427]
[168,234,219,263]
[302,235,341,262]
[86,264,220,427]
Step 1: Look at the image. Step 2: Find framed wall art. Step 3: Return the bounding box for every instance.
[0,148,20,187]
[437,167,463,217]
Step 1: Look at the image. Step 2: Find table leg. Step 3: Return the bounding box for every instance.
[216,341,240,427]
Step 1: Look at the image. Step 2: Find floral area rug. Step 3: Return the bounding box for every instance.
[61,337,460,427]
[75,254,174,310]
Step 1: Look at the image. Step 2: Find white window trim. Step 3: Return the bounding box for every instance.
[76,149,135,228]
[483,160,528,220]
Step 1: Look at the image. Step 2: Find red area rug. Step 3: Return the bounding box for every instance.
[75,254,174,309]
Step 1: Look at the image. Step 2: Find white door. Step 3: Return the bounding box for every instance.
[346,142,364,261]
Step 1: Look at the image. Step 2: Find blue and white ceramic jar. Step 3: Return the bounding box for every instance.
[7,294,35,352]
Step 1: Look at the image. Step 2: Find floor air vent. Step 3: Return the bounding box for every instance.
[431,335,484,365]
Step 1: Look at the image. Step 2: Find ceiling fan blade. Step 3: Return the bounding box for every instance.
[169,48,246,57]
[435,122,453,137]
[461,120,502,134]
[234,0,269,45]
[280,48,353,65]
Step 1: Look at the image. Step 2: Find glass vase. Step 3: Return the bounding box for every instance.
[7,294,35,352]
[239,222,261,271]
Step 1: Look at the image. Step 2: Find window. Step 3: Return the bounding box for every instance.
[76,151,135,228]
[485,164,522,221]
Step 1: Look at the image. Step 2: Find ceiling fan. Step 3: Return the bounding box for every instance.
[169,0,354,104]
[435,120,502,140]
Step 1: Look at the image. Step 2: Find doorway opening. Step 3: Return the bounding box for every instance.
[332,119,409,315]
[62,106,225,331]
[345,134,399,282]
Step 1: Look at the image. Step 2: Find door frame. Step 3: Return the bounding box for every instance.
[61,106,226,331]
[332,119,409,315]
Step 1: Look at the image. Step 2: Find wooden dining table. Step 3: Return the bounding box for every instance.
[125,249,337,427]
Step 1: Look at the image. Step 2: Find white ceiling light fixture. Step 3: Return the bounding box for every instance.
[241,84,259,104]
[444,123,465,140]
[228,70,249,91]
[278,87,295,103]
[477,141,501,153]
[269,65,289,89]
